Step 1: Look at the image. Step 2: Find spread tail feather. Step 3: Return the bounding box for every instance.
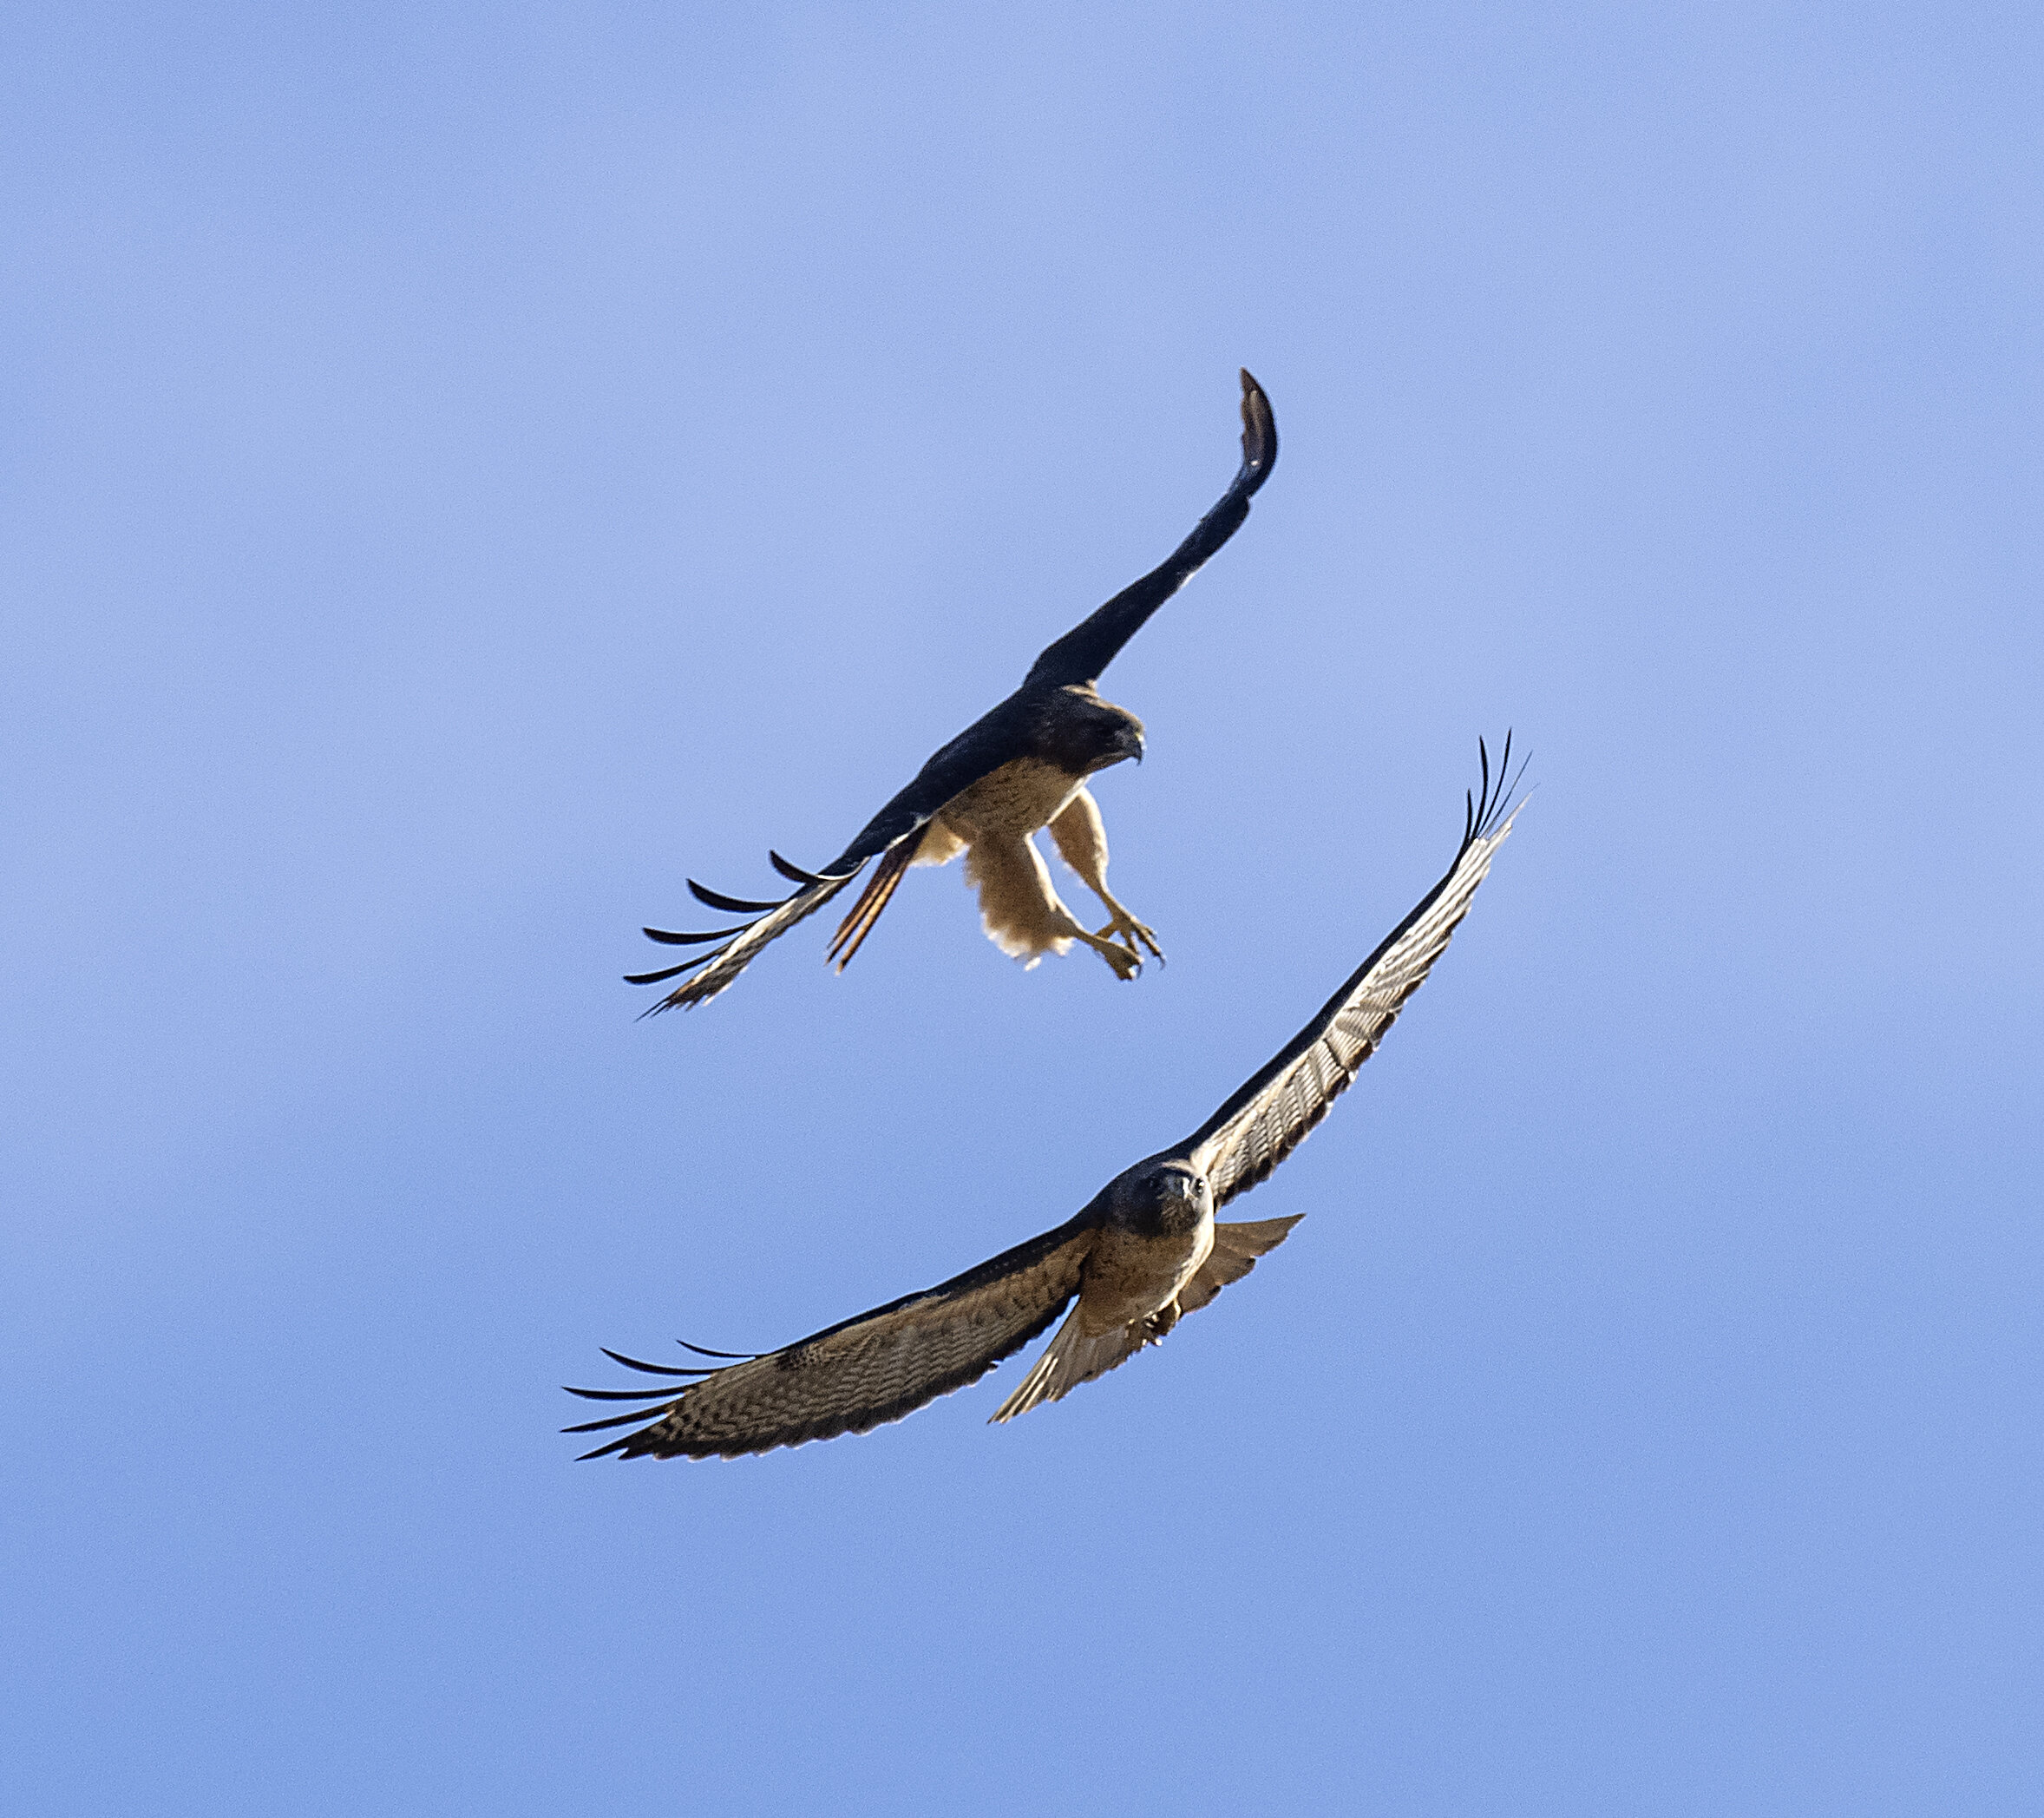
[827,825,927,971]
[1173,1214,1303,1317]
[989,1214,1304,1425]
[990,1307,1145,1424]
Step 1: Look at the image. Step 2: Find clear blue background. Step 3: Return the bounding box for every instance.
[4,4,2039,1812]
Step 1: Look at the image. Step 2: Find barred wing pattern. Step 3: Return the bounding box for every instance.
[566,1216,1099,1460]
[1185,741,1523,1210]
[627,870,862,1011]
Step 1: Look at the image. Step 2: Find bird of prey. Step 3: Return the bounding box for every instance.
[567,740,1523,1460]
[626,370,1277,1013]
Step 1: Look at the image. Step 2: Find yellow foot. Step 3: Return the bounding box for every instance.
[1097,915,1166,967]
[1087,937,1142,981]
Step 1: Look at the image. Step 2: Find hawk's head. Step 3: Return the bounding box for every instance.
[1045,688,1145,776]
[1114,1161,1210,1238]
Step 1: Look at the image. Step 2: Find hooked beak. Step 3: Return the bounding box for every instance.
[1116,725,1146,766]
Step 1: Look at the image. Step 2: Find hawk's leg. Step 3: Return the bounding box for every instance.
[1047,910,1143,981]
[962,829,1144,980]
[1047,787,1166,965]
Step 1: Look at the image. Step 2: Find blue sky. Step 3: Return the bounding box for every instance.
[3,4,2040,1812]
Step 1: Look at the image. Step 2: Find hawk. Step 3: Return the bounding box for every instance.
[627,370,1277,1013]
[568,740,1523,1459]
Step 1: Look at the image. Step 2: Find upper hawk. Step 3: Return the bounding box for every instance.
[628,370,1278,1013]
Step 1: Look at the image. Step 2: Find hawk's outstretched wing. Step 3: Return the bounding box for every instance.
[626,869,866,1008]
[1181,738,1524,1210]
[1024,370,1278,691]
[629,700,1037,1012]
[565,1211,1102,1460]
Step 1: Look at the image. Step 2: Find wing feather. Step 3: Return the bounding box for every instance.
[633,870,864,1013]
[1183,740,1523,1209]
[569,1214,1101,1460]
[1023,370,1278,690]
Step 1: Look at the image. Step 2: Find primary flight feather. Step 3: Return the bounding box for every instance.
[570,739,1523,1459]
[628,370,1278,1013]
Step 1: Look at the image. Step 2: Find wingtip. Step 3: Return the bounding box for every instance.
[641,924,727,947]
[770,850,848,888]
[686,878,786,916]
[677,1339,763,1361]
[1468,729,1531,843]
[1236,368,1276,485]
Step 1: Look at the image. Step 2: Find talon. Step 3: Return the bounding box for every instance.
[1087,935,1142,981]
[1097,916,1166,968]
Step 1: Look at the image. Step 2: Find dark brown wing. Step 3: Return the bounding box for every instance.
[1180,739,1523,1210]
[1022,370,1277,691]
[565,1211,1101,1460]
[630,870,865,1013]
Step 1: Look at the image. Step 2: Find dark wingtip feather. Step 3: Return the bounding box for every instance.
[678,1339,761,1361]
[601,1348,713,1378]
[563,1404,677,1434]
[624,948,723,987]
[769,850,852,887]
[642,924,732,947]
[562,1385,690,1402]
[1468,729,1529,843]
[687,879,787,915]
[575,1434,638,1460]
[624,962,692,987]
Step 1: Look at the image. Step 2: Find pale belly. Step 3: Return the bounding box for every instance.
[1076,1217,1215,1335]
[936,758,1086,843]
